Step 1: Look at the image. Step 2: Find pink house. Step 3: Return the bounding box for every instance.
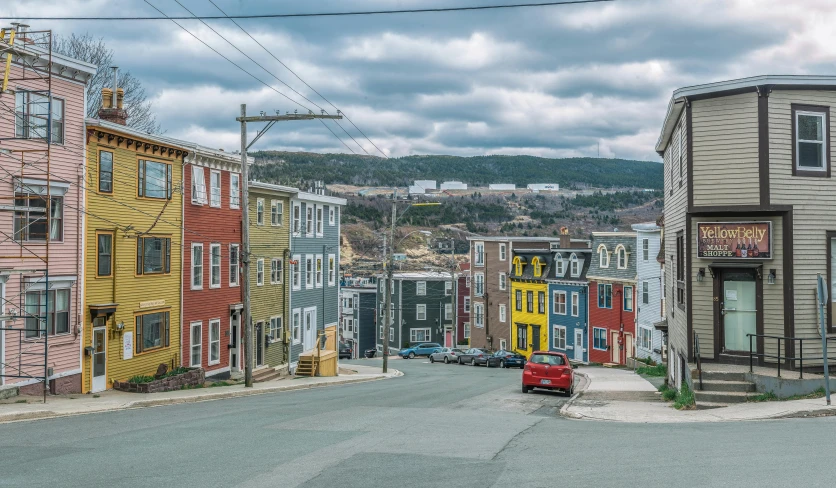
[0,33,96,395]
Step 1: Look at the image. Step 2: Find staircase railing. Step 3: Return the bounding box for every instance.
[693,332,703,391]
[748,333,836,378]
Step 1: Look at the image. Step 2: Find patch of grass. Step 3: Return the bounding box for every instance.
[673,383,695,410]
[749,391,778,402]
[749,387,826,403]
[127,375,155,384]
[637,364,667,377]
[15,399,27,404]
[92,394,100,399]
[635,357,657,366]
[659,384,677,401]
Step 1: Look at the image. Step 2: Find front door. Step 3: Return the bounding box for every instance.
[229,312,239,372]
[304,309,316,351]
[625,333,634,363]
[611,331,620,363]
[531,325,541,352]
[721,270,757,352]
[445,330,452,348]
[91,327,107,392]
[255,322,264,367]
[574,329,584,362]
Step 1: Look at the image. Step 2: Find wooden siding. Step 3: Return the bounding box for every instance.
[509,280,549,357]
[548,282,588,362]
[249,188,291,368]
[588,281,637,364]
[82,131,185,393]
[663,107,689,371]
[636,230,663,364]
[182,160,242,375]
[0,65,87,388]
[692,93,760,206]
[769,90,836,363]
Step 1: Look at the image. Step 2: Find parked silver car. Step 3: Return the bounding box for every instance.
[429,347,466,364]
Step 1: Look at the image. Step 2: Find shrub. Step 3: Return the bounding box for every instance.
[674,383,695,410]
[637,364,667,377]
[127,375,155,384]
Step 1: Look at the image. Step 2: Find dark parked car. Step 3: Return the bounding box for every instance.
[400,343,442,359]
[487,350,526,369]
[457,348,491,366]
[364,348,377,358]
[522,351,574,396]
[339,342,352,360]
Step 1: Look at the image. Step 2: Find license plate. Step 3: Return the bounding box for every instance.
[540,379,551,385]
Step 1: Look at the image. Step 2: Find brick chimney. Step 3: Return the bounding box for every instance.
[98,66,128,125]
[559,226,570,248]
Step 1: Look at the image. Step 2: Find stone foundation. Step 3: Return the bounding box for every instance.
[113,369,205,393]
[17,373,82,395]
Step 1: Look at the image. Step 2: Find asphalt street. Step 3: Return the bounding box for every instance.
[1,358,834,488]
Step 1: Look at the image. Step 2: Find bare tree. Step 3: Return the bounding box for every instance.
[53,33,162,134]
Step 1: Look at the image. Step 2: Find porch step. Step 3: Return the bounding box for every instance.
[295,356,317,377]
[692,370,747,382]
[695,379,756,393]
[694,390,756,404]
[253,367,282,383]
[695,401,729,410]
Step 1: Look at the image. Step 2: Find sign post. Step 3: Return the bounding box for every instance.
[816,274,831,406]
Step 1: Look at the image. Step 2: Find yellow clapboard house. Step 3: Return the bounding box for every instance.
[82,108,187,393]
[510,251,550,357]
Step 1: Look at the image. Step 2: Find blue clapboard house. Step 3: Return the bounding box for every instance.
[547,244,592,363]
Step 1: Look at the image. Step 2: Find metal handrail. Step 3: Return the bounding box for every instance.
[694,332,703,390]
[747,333,836,378]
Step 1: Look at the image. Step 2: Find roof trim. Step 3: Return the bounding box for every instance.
[249,181,299,195]
[294,191,347,206]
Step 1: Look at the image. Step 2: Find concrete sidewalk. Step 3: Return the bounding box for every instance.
[561,366,836,422]
[0,364,401,423]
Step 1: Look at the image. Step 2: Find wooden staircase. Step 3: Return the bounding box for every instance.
[252,366,283,383]
[295,355,317,377]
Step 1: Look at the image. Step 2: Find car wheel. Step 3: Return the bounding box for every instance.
[408,352,415,359]
[471,359,476,366]
[500,360,506,369]
[430,356,434,363]
[444,357,450,364]
[522,385,529,394]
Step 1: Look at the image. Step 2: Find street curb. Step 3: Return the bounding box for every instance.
[0,371,401,424]
[558,371,589,420]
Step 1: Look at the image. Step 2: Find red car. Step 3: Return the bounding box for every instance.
[521,351,574,396]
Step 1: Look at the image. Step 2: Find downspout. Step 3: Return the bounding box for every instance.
[180,152,187,367]
[76,138,84,376]
[283,247,289,368]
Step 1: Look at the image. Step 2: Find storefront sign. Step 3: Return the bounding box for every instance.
[139,299,165,308]
[697,222,772,259]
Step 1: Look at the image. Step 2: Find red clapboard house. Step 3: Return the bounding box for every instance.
[587,232,638,365]
[179,142,247,378]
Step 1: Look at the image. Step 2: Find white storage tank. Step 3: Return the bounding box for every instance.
[440,181,468,190]
[413,180,437,190]
[489,184,516,190]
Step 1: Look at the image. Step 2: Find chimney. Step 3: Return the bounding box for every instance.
[97,66,128,125]
[559,226,570,248]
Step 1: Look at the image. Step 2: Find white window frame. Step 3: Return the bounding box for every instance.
[474,273,484,297]
[642,238,649,261]
[624,285,634,312]
[499,243,507,261]
[316,206,324,237]
[570,253,580,277]
[555,255,565,276]
[190,321,202,367]
[329,206,335,225]
[498,303,506,323]
[598,244,609,268]
[616,245,628,269]
[191,243,203,290]
[474,242,485,267]
[571,292,580,317]
[553,325,567,350]
[306,205,314,237]
[256,258,264,286]
[292,254,301,290]
[445,281,453,296]
[271,258,283,284]
[293,203,302,235]
[643,281,649,304]
[191,166,207,205]
[256,198,264,226]
[292,309,301,344]
[445,303,452,320]
[553,291,567,315]
[410,328,431,343]
[328,254,336,286]
[270,316,283,343]
[229,173,240,209]
[416,304,427,321]
[474,303,485,328]
[499,272,507,291]
[416,281,427,296]
[639,326,652,350]
[209,243,221,289]
[380,324,384,340]
[209,319,221,365]
[271,200,283,226]
[209,170,221,208]
[229,244,240,287]
[305,256,314,289]
[795,110,827,172]
[315,254,323,288]
[389,326,395,342]
[463,296,471,313]
[464,323,471,339]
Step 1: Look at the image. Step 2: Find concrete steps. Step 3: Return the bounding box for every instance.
[692,370,757,405]
[695,379,756,393]
[252,367,282,383]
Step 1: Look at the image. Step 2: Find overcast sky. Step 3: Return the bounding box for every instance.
[4,0,836,161]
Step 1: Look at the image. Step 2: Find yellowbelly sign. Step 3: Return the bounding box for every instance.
[696,222,772,259]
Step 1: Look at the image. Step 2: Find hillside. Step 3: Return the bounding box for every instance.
[250,152,663,190]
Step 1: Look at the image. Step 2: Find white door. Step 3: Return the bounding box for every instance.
[92,327,107,392]
[574,329,584,362]
[304,309,316,350]
[229,312,240,372]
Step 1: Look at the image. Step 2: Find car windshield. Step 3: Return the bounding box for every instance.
[529,354,565,365]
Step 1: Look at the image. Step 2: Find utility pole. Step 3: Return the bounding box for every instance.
[450,238,456,347]
[382,194,396,374]
[237,105,342,387]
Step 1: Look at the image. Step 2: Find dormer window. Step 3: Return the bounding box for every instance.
[555,254,564,276]
[570,253,579,277]
[794,106,829,177]
[598,244,609,268]
[513,256,523,276]
[616,245,628,269]
[532,257,542,278]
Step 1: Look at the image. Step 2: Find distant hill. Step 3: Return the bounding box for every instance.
[250,152,663,190]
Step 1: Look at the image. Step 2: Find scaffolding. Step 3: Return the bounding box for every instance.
[0,25,55,403]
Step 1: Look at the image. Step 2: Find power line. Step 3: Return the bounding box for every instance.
[205,0,389,159]
[4,1,617,21]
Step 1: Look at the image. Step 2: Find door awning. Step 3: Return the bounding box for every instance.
[707,262,763,270]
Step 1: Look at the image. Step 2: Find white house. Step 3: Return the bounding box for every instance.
[632,222,665,364]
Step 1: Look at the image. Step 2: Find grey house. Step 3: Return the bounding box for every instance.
[288,191,346,369]
[340,285,377,358]
[376,272,454,352]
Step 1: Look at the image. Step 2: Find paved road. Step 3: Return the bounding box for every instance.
[1,359,834,487]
